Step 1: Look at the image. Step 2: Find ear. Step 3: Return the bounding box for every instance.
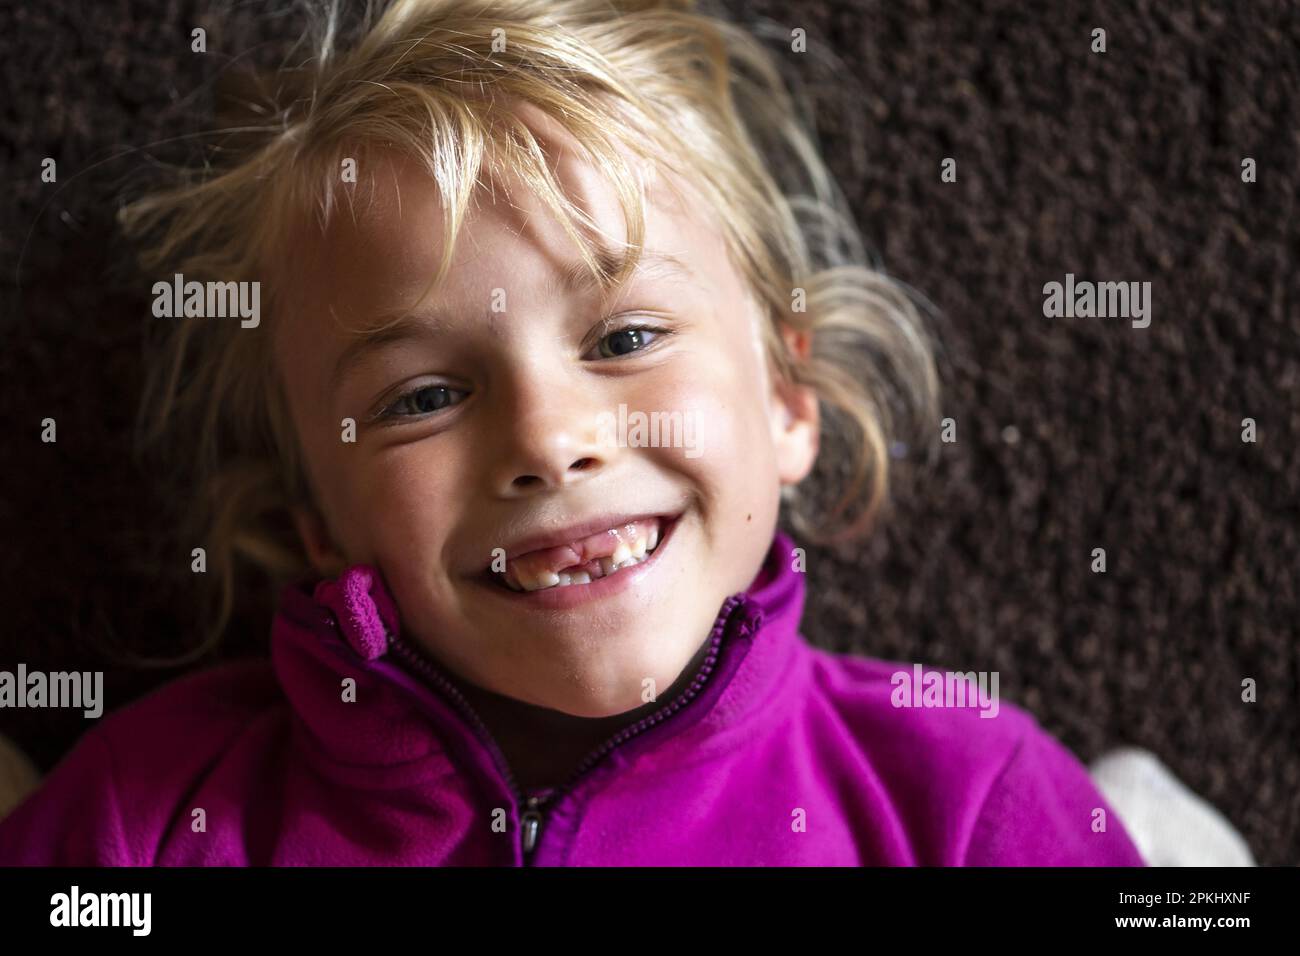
[769,326,819,485]
[292,504,349,578]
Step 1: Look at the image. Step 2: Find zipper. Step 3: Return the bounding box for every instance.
[382,633,530,810]
[323,594,753,863]
[519,795,545,855]
[520,595,750,828]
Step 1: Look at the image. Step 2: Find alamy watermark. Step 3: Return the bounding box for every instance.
[1043,273,1151,329]
[0,664,103,718]
[50,886,151,936]
[152,273,261,328]
[596,403,702,458]
[890,663,1000,718]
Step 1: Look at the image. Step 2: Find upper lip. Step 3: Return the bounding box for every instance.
[487,511,679,568]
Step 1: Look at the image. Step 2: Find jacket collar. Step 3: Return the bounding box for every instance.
[271,530,807,784]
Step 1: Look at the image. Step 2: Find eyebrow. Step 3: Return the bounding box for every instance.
[327,249,694,396]
[548,248,694,299]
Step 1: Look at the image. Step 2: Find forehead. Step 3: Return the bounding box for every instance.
[278,106,726,339]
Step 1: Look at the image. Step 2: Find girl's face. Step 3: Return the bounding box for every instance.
[275,110,818,717]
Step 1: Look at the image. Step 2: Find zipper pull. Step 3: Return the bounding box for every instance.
[520,796,544,856]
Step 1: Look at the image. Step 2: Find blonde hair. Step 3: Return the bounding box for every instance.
[120,0,939,663]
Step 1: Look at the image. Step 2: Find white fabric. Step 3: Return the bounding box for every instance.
[1089,746,1256,866]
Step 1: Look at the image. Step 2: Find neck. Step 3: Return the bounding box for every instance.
[448,635,714,795]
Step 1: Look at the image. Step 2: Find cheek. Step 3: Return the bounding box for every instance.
[295,438,465,573]
[642,367,781,579]
[642,339,780,495]
[354,447,465,553]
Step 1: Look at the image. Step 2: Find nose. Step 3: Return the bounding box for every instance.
[488,371,612,498]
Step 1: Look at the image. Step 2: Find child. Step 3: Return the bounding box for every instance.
[0,0,1143,865]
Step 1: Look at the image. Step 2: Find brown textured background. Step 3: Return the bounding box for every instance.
[1,1,1296,862]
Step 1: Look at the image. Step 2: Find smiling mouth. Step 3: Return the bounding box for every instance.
[488,516,673,593]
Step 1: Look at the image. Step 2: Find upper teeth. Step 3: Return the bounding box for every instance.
[499,522,663,593]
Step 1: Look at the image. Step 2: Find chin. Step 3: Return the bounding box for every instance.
[529,624,705,718]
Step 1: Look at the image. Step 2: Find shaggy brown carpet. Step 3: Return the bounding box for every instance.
[1,0,1296,862]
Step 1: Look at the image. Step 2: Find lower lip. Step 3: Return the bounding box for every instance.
[476,515,680,610]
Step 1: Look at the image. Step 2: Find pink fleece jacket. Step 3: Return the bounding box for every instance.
[0,532,1144,865]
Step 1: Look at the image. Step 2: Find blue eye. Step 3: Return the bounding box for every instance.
[379,384,466,421]
[590,324,668,359]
